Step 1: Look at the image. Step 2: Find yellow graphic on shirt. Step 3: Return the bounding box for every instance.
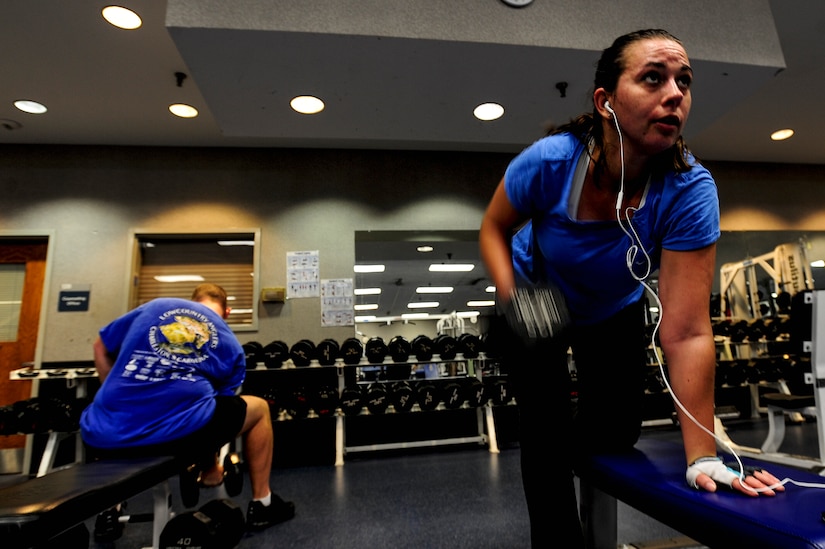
[158,315,211,355]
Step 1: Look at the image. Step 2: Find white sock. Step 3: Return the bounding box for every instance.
[255,492,272,506]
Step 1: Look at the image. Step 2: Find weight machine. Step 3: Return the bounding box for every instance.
[719,240,813,320]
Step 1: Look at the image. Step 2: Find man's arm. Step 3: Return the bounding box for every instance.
[93,336,115,384]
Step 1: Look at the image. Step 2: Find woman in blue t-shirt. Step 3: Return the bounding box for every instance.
[479,29,783,547]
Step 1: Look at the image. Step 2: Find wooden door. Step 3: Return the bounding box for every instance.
[0,239,48,449]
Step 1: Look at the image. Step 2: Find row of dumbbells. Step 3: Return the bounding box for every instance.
[712,317,792,343]
[243,333,486,369]
[259,377,514,419]
[0,396,87,436]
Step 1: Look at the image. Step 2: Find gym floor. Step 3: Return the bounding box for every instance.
[0,414,817,548]
[90,415,825,548]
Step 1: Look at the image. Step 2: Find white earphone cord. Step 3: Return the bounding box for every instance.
[608,107,823,493]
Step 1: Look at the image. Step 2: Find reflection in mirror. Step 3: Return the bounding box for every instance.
[353,230,494,326]
[714,231,825,320]
[130,230,260,331]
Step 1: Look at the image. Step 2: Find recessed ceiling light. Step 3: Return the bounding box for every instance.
[770,128,794,141]
[467,300,496,307]
[14,100,47,114]
[474,102,504,121]
[101,6,142,30]
[485,285,496,293]
[290,96,325,114]
[354,304,379,310]
[169,104,198,118]
[416,245,434,253]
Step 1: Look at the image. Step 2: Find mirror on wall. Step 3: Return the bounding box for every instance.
[353,230,494,327]
[715,231,825,319]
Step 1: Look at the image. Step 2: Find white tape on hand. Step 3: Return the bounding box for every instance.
[685,456,739,489]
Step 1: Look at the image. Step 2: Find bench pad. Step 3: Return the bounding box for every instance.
[577,437,825,549]
[0,455,178,549]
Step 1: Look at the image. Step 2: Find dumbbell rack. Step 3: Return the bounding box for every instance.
[9,366,97,477]
[713,290,825,472]
[332,355,501,466]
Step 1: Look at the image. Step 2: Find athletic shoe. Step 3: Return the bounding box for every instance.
[246,496,296,531]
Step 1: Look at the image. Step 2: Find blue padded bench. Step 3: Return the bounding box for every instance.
[577,437,825,549]
[0,455,179,549]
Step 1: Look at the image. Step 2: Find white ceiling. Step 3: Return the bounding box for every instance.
[2,0,823,322]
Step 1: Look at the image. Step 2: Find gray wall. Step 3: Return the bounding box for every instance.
[1,144,824,363]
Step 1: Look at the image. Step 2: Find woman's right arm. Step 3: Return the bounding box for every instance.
[479,177,525,305]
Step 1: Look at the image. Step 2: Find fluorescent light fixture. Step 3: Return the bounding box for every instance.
[153,275,205,283]
[474,102,505,121]
[467,300,495,307]
[416,245,434,253]
[217,240,255,246]
[428,264,474,272]
[14,100,47,114]
[228,308,253,314]
[169,104,199,118]
[354,264,385,273]
[354,288,382,295]
[354,304,379,311]
[355,315,377,322]
[486,285,496,293]
[402,312,430,319]
[416,286,453,294]
[290,96,325,114]
[407,301,439,309]
[102,5,142,29]
[456,311,481,318]
[812,260,825,268]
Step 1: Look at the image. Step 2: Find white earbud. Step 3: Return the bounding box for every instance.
[604,100,614,117]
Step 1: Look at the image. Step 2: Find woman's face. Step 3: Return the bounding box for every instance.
[609,37,693,158]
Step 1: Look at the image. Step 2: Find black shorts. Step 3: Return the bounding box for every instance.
[86,395,247,467]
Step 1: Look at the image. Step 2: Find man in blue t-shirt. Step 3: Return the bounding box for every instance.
[81,283,294,532]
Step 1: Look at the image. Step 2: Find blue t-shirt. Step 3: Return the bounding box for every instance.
[80,298,246,449]
[505,132,720,325]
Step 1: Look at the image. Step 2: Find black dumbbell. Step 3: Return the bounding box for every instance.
[364,383,390,414]
[312,385,340,417]
[442,380,464,409]
[223,452,243,497]
[463,377,487,407]
[415,380,441,411]
[340,337,364,365]
[242,341,263,369]
[390,381,415,413]
[315,338,340,366]
[365,337,389,364]
[412,335,435,362]
[289,339,316,367]
[458,333,482,358]
[339,386,364,416]
[160,498,245,549]
[388,335,412,363]
[262,340,290,369]
[434,334,459,360]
